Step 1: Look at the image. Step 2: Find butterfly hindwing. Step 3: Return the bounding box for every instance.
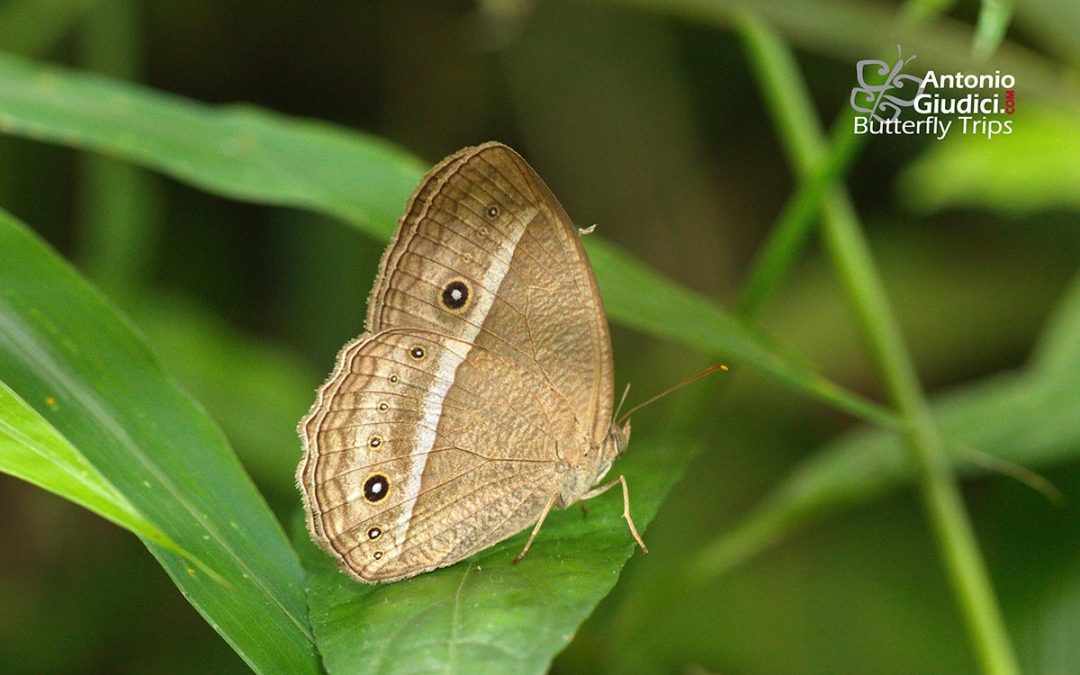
[300,328,566,581]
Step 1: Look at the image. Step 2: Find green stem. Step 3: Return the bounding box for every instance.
[972,0,1014,62]
[739,14,1019,675]
[75,0,159,298]
[734,0,958,313]
[736,115,864,316]
[823,195,1019,675]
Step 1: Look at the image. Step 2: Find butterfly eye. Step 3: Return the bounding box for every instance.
[441,279,470,310]
[486,205,499,218]
[363,474,389,502]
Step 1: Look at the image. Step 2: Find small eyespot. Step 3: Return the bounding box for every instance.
[409,346,425,360]
[486,205,499,218]
[363,474,389,502]
[441,280,470,310]
[369,435,382,448]
[367,527,382,540]
[373,551,384,560]
[378,402,388,411]
[389,374,399,383]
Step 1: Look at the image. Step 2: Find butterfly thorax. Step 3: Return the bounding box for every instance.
[557,420,630,507]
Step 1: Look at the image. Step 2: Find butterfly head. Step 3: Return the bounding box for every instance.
[609,418,631,458]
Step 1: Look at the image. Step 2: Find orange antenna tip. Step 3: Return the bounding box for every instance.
[616,363,728,424]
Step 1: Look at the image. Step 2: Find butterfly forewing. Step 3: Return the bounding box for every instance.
[367,143,614,445]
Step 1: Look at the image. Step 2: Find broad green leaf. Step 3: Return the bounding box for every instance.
[0,210,319,674]
[898,106,1080,215]
[0,378,179,552]
[0,51,424,238]
[0,52,892,427]
[296,432,696,675]
[692,273,1080,578]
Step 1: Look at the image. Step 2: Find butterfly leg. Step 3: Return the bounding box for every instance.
[513,492,559,564]
[580,475,649,555]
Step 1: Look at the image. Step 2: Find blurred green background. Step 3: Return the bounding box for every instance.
[2,0,1079,673]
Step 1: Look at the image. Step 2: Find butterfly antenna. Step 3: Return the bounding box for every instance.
[612,382,632,421]
[616,364,728,425]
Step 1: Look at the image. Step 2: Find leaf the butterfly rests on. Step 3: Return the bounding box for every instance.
[299,143,644,583]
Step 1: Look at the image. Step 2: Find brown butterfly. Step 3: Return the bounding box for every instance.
[299,142,665,583]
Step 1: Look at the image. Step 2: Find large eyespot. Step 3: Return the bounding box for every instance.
[363,474,389,502]
[440,279,470,311]
[409,346,425,360]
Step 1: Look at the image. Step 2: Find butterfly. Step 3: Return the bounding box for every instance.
[298,142,651,583]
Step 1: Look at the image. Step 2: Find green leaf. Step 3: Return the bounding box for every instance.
[0,378,180,552]
[0,51,424,240]
[0,52,893,427]
[296,432,696,675]
[898,106,1080,215]
[0,209,319,674]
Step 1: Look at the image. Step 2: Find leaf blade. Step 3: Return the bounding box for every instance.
[0,52,895,427]
[0,378,179,551]
[0,209,319,674]
[296,432,696,675]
